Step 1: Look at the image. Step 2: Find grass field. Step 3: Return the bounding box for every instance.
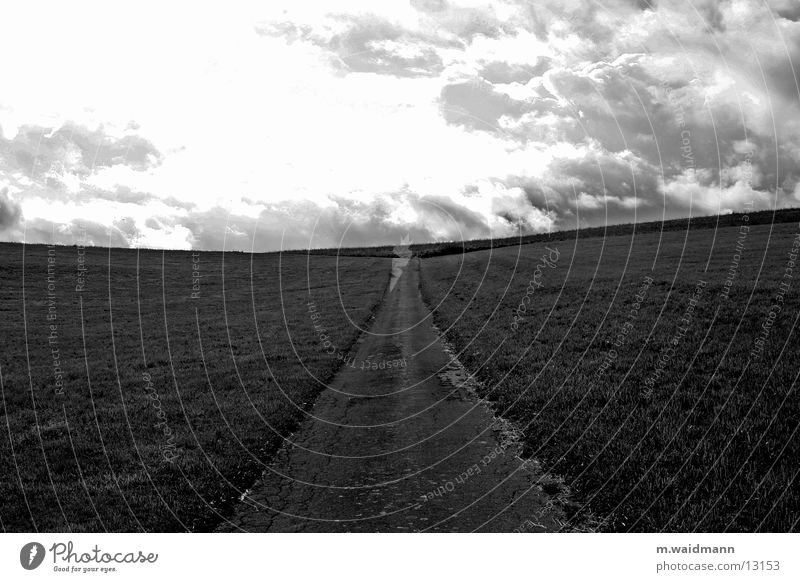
[2,210,798,533]
[0,243,389,532]
[293,208,800,258]
[419,217,800,532]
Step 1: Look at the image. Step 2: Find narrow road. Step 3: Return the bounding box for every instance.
[219,259,565,532]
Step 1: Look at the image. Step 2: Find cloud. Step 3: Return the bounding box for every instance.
[410,0,448,13]
[16,218,132,248]
[695,0,726,32]
[185,190,524,251]
[765,0,800,21]
[431,0,800,229]
[479,57,551,84]
[414,3,517,41]
[0,123,162,180]
[256,2,525,78]
[257,13,451,78]
[0,188,22,232]
[762,31,800,103]
[440,79,530,130]
[2,0,799,251]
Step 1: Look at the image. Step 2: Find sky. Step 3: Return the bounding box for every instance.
[0,0,799,251]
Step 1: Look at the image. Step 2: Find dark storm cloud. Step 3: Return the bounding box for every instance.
[439,79,530,130]
[763,33,800,102]
[502,175,659,231]
[0,187,22,232]
[772,0,800,22]
[499,147,663,228]
[551,152,661,201]
[416,194,491,232]
[449,40,800,217]
[180,191,499,252]
[696,0,727,32]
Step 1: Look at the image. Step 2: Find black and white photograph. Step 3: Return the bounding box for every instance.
[0,0,798,579]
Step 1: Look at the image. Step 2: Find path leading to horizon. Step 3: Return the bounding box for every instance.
[219,259,565,532]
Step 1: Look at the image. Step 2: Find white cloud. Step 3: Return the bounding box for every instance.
[1,0,798,249]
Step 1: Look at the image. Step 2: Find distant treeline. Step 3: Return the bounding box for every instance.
[285,208,800,258]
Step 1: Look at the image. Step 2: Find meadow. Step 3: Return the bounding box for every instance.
[0,243,388,531]
[295,208,800,258]
[419,216,799,532]
[2,209,798,533]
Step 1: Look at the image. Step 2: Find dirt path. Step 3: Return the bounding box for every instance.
[219,259,566,532]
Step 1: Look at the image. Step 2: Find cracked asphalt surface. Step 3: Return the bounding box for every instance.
[219,259,565,532]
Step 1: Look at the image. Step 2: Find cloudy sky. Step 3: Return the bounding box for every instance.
[1,0,799,251]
